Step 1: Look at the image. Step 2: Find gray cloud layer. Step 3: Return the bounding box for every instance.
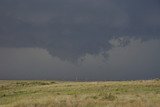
[0,0,160,80]
[0,38,160,80]
[0,0,160,61]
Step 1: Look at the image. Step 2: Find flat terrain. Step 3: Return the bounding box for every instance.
[0,80,160,107]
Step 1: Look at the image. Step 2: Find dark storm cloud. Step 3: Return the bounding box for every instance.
[0,0,160,80]
[0,0,160,61]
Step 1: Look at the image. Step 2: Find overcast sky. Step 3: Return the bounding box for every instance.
[0,0,160,80]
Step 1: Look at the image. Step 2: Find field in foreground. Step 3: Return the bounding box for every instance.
[0,80,160,107]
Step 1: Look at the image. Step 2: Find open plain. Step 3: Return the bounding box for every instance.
[0,80,160,107]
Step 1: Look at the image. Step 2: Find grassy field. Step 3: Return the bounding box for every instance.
[0,80,160,107]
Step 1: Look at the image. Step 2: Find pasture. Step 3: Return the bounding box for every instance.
[0,80,160,107]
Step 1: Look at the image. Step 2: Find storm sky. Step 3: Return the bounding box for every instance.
[0,0,160,80]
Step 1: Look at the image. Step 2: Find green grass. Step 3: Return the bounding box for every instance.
[0,80,160,107]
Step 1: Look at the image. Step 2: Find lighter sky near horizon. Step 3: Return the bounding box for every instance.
[0,0,160,80]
